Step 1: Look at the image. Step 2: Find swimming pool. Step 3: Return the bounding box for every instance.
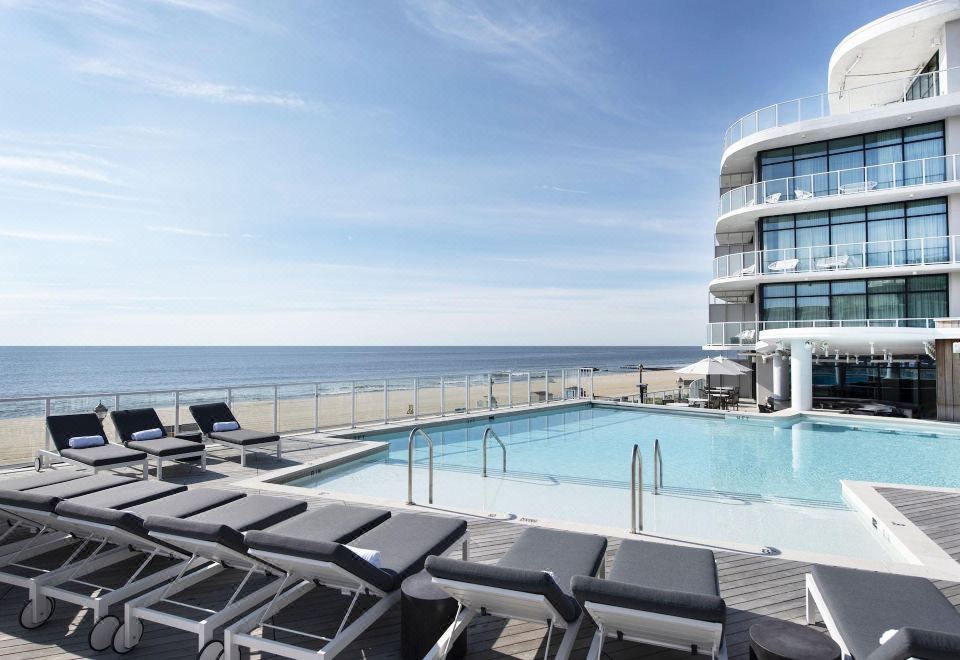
[288,405,960,561]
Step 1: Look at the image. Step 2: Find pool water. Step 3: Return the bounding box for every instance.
[289,405,960,561]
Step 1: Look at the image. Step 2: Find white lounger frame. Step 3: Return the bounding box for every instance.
[583,600,727,660]
[805,573,852,659]
[147,447,206,480]
[425,559,601,660]
[36,449,148,480]
[202,434,282,467]
[224,533,470,660]
[118,531,288,654]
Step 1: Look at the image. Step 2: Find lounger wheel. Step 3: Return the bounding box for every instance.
[18,597,55,629]
[112,618,143,654]
[197,640,224,660]
[33,457,42,472]
[88,615,121,652]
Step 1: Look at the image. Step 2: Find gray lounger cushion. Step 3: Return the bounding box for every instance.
[56,488,245,537]
[572,539,725,628]
[145,494,307,553]
[59,480,185,511]
[865,626,960,660]
[209,429,279,446]
[60,444,147,467]
[245,505,392,556]
[261,513,467,593]
[0,470,88,492]
[0,474,137,512]
[427,527,607,623]
[812,565,960,659]
[127,437,205,457]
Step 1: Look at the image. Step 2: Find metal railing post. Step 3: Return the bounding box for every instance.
[440,376,445,417]
[44,398,51,450]
[313,384,319,433]
[271,385,278,433]
[507,372,512,407]
[407,427,434,505]
[488,374,493,411]
[413,378,419,419]
[351,381,356,428]
[174,392,180,434]
[527,373,532,405]
[545,369,549,402]
[383,379,389,424]
[630,444,643,533]
[464,375,469,413]
[226,388,232,409]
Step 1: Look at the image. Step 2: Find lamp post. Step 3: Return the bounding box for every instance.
[677,376,684,403]
[94,400,108,422]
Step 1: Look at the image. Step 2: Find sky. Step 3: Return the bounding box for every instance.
[0,0,913,346]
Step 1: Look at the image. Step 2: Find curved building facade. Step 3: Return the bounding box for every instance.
[708,0,960,419]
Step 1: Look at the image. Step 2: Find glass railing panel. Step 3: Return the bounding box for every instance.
[318,382,352,429]
[228,386,275,433]
[0,399,46,466]
[117,391,177,430]
[277,384,315,433]
[776,99,799,125]
[387,378,416,422]
[490,372,511,408]
[798,95,824,121]
[414,376,440,418]
[757,105,777,132]
[442,376,467,415]
[176,389,227,434]
[353,380,385,426]
[528,371,547,403]
[547,371,564,401]
[467,374,490,412]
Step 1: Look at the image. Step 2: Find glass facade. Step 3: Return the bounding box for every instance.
[905,53,939,102]
[813,360,937,419]
[759,198,949,270]
[758,121,945,196]
[760,274,948,326]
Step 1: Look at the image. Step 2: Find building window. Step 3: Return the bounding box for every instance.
[905,52,940,101]
[760,274,947,326]
[759,198,948,270]
[757,121,945,195]
[813,360,937,418]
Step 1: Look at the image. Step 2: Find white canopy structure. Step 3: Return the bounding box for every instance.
[676,356,752,377]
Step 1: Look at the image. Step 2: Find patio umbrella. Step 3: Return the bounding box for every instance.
[676,357,751,377]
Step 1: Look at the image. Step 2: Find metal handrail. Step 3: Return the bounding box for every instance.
[706,317,940,347]
[630,444,642,533]
[653,438,663,495]
[406,427,434,505]
[481,427,507,477]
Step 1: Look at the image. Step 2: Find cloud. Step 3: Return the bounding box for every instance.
[402,1,620,114]
[74,60,313,109]
[0,154,119,184]
[539,185,588,194]
[0,229,112,244]
[146,225,227,237]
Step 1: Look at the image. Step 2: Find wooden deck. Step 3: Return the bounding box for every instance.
[0,438,957,659]
[879,486,960,563]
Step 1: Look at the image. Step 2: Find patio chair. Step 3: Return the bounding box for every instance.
[424,526,607,660]
[767,258,800,273]
[794,189,814,200]
[573,539,727,659]
[815,254,850,270]
[41,414,148,479]
[806,564,960,659]
[189,402,281,466]
[225,512,468,660]
[765,192,782,203]
[111,408,207,480]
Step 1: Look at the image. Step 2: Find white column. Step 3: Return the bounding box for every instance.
[790,339,813,411]
[772,355,787,402]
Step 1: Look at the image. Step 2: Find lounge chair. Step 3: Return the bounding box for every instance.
[189,402,281,466]
[767,258,800,273]
[112,408,207,480]
[573,539,727,659]
[225,512,468,660]
[806,564,960,659]
[424,527,607,660]
[0,476,182,634]
[118,497,388,656]
[734,263,756,276]
[795,189,814,200]
[839,180,877,194]
[815,254,850,270]
[765,192,782,203]
[40,413,149,479]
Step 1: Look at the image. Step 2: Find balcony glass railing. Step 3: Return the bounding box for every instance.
[719,154,959,218]
[723,66,954,151]
[706,318,939,347]
[712,236,960,281]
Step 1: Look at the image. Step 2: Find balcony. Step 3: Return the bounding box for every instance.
[705,318,940,349]
[711,235,960,285]
[718,154,959,221]
[722,66,953,152]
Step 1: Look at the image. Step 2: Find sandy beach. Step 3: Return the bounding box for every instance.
[0,370,685,466]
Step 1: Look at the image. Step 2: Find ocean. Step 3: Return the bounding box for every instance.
[0,346,705,398]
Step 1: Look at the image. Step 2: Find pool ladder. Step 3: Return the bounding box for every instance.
[406,427,434,505]
[482,427,507,477]
[630,439,664,534]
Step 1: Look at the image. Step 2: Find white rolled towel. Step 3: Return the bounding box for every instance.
[131,428,164,441]
[68,435,105,449]
[212,421,239,432]
[345,545,381,568]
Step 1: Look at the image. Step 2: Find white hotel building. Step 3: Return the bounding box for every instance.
[706,0,960,421]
